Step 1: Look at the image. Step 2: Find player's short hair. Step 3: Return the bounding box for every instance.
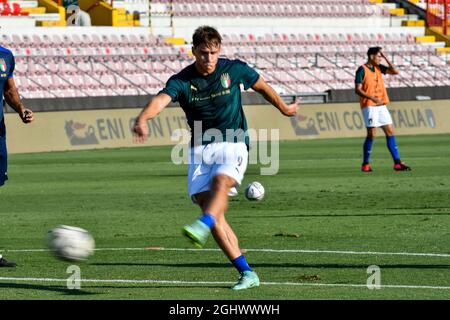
[367,47,382,58]
[192,26,222,49]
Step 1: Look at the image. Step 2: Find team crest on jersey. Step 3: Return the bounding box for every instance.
[220,73,231,89]
[0,59,7,72]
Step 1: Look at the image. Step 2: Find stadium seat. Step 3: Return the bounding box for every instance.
[6,0,450,99]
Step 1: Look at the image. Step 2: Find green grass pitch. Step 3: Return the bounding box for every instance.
[0,134,449,299]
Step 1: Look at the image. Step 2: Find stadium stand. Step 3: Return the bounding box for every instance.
[1,0,449,98]
[0,0,28,16]
[410,0,427,10]
[167,0,391,18]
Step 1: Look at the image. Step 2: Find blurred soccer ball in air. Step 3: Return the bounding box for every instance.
[47,225,95,262]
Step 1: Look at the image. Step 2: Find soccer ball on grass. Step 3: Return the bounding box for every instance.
[244,181,265,201]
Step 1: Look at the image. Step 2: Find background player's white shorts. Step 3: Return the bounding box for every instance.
[362,105,393,128]
[188,142,248,203]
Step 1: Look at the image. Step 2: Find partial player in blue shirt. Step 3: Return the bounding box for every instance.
[0,46,35,268]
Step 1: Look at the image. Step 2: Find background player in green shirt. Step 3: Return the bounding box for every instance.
[133,26,299,290]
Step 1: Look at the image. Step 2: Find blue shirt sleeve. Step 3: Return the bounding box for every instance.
[235,60,260,90]
[8,54,15,79]
[355,66,364,84]
[158,75,183,102]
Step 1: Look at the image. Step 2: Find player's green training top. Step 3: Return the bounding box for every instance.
[355,64,388,84]
[159,58,260,147]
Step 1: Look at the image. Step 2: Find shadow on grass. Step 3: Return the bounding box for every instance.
[0,282,101,296]
[91,262,450,269]
[0,282,230,291]
[236,212,450,219]
[79,285,231,289]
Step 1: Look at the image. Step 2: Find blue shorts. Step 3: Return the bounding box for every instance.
[0,118,7,187]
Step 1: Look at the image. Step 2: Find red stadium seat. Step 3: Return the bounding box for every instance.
[0,3,11,15]
[12,3,20,15]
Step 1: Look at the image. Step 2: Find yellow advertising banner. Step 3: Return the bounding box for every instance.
[264,99,448,140]
[4,99,450,154]
[5,108,190,154]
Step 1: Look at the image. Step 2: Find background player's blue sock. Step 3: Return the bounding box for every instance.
[386,136,401,163]
[232,255,252,273]
[363,137,373,164]
[199,213,215,229]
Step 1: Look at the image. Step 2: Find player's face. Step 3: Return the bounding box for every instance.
[193,43,221,75]
[371,52,382,66]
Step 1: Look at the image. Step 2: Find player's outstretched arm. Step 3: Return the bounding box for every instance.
[251,77,299,117]
[133,92,172,143]
[380,50,399,75]
[4,78,34,124]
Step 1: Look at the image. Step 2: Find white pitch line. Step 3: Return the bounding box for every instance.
[154,247,450,258]
[243,248,450,258]
[1,247,450,258]
[0,277,449,290]
[283,156,450,162]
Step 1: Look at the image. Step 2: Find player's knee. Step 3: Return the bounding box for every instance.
[367,129,376,138]
[385,127,395,136]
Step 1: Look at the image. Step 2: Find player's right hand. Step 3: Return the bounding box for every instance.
[372,97,383,105]
[21,108,34,124]
[133,118,149,143]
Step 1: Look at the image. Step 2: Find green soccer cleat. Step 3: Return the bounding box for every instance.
[231,271,260,291]
[182,220,211,248]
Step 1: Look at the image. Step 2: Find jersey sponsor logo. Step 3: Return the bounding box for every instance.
[0,58,6,72]
[220,73,231,89]
[191,88,231,102]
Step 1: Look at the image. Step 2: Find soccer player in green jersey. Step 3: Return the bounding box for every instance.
[133,26,299,290]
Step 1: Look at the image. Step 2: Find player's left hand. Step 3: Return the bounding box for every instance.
[282,97,300,117]
[133,118,149,143]
[21,108,34,124]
